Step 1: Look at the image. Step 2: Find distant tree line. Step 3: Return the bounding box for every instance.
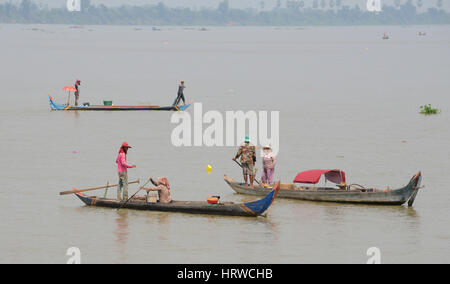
[0,0,449,25]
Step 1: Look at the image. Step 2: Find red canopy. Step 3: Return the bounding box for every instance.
[63,86,77,92]
[293,169,346,184]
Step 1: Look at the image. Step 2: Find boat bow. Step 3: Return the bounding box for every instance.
[241,182,280,215]
[76,193,94,205]
[406,172,422,206]
[48,95,66,110]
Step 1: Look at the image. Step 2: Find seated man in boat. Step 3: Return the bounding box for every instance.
[232,136,256,188]
[143,177,172,203]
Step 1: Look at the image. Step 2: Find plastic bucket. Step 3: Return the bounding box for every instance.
[207,196,220,204]
[103,101,113,106]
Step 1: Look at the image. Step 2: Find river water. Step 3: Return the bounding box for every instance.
[0,24,449,264]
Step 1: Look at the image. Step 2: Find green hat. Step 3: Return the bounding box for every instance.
[244,136,250,143]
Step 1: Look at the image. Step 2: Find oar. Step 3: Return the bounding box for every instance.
[116,178,152,211]
[233,160,263,186]
[60,179,140,195]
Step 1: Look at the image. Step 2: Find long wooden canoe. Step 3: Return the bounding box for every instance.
[48,95,191,111]
[224,172,422,206]
[75,182,280,217]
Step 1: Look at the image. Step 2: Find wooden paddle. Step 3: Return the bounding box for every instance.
[116,178,152,211]
[233,160,263,186]
[60,179,140,195]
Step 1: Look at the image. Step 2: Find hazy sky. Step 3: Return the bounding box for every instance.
[1,0,448,11]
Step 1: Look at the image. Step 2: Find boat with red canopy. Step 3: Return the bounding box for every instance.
[293,169,346,185]
[224,170,423,206]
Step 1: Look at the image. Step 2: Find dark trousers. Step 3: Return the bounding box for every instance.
[179,93,185,105]
[173,92,185,106]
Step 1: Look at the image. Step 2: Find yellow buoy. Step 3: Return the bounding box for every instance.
[206,165,212,174]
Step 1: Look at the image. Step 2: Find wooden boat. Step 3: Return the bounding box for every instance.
[224,171,422,206]
[75,182,280,217]
[48,95,191,111]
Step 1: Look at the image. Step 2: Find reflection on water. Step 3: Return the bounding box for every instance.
[405,207,418,218]
[256,217,279,241]
[156,213,170,241]
[114,210,129,264]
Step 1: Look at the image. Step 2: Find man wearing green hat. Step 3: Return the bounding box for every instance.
[232,136,256,188]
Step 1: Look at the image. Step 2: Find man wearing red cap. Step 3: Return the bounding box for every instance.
[74,79,81,106]
[116,142,136,200]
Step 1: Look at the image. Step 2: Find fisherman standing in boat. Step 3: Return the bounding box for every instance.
[232,136,256,188]
[116,142,136,201]
[173,80,186,106]
[74,79,81,106]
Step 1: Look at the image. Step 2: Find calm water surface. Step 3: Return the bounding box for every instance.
[0,25,449,263]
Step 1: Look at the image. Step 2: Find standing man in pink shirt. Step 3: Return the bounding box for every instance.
[116,142,136,201]
[74,79,81,106]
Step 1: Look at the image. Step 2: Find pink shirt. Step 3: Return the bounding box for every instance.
[116,152,133,173]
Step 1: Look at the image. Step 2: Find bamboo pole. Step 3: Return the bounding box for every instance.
[59,179,140,195]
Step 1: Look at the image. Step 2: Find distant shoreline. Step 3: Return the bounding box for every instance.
[1,1,450,26]
[2,23,450,27]
[2,23,450,28]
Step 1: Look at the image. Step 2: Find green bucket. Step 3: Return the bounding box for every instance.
[103,100,113,106]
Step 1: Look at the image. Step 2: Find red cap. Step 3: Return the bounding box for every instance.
[121,142,132,148]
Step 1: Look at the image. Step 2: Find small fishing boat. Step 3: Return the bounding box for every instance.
[382,33,390,40]
[48,95,191,111]
[75,182,280,217]
[224,171,422,206]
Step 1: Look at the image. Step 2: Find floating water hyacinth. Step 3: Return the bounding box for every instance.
[420,104,440,115]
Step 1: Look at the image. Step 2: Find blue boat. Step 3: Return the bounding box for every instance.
[75,182,280,217]
[48,95,191,111]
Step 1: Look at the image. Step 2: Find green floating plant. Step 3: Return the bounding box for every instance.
[420,104,440,115]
